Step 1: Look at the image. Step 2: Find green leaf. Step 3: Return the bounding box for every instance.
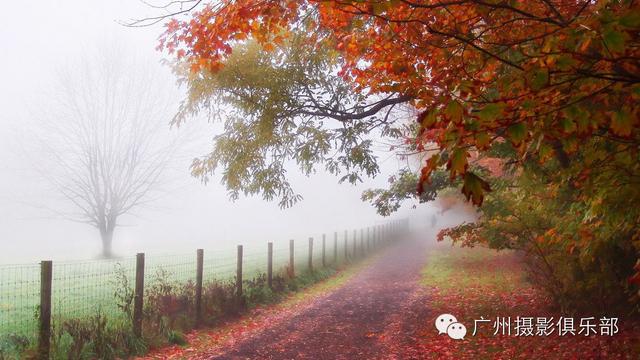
[559,118,577,134]
[447,148,468,179]
[603,28,625,53]
[461,172,491,206]
[475,132,491,149]
[526,67,549,91]
[555,54,576,71]
[507,123,527,145]
[538,142,554,163]
[562,105,591,134]
[611,109,632,137]
[619,11,640,29]
[445,100,464,124]
[478,103,505,124]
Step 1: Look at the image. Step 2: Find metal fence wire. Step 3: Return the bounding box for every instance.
[0,219,407,356]
[51,257,136,324]
[0,263,40,339]
[203,249,237,282]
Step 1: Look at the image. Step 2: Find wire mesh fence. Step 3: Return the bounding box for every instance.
[0,219,409,358]
[145,253,197,287]
[243,246,267,279]
[272,242,290,276]
[0,263,40,339]
[51,257,137,325]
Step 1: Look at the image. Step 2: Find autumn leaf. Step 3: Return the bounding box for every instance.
[559,118,576,134]
[602,28,626,53]
[537,142,554,163]
[507,123,527,146]
[610,109,633,137]
[475,132,491,150]
[444,100,464,124]
[619,11,640,28]
[417,109,437,129]
[477,103,505,124]
[461,172,491,206]
[525,67,549,91]
[417,154,440,194]
[447,148,468,179]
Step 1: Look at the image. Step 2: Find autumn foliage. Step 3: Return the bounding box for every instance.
[159,1,640,311]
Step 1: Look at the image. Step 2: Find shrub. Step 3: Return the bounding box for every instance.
[440,143,640,315]
[243,273,277,306]
[112,263,134,319]
[0,334,30,360]
[18,256,343,359]
[49,312,145,360]
[201,279,239,324]
[167,330,186,346]
[142,267,196,345]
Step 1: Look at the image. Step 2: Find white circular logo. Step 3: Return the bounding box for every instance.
[435,313,457,334]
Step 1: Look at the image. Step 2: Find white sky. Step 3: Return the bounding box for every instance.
[0,0,432,263]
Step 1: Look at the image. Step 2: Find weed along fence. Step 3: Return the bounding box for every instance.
[0,219,409,359]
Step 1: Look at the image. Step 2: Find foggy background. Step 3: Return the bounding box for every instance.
[0,0,437,264]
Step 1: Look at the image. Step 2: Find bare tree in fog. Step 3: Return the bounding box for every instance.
[34,47,179,258]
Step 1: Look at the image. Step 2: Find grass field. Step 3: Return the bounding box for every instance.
[414,242,640,358]
[0,237,343,341]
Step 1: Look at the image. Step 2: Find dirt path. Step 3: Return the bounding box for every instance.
[195,234,433,360]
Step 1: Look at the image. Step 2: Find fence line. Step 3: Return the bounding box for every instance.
[0,219,409,358]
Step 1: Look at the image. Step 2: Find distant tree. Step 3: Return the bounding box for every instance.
[35,49,179,258]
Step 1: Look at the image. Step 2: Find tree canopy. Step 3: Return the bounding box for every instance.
[157,0,640,309]
[170,32,410,207]
[160,0,638,201]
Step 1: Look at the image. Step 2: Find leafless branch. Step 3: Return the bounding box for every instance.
[32,46,181,257]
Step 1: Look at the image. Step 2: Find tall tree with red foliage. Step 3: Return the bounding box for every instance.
[155,1,640,308]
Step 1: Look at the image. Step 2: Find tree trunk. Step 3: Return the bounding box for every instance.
[100,227,115,258]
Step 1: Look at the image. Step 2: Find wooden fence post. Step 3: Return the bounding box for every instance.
[133,253,145,338]
[38,260,52,360]
[374,226,378,248]
[195,249,204,326]
[344,230,348,260]
[371,226,374,249]
[353,230,357,258]
[236,245,243,302]
[360,229,364,256]
[367,227,370,252]
[322,234,326,267]
[267,242,273,288]
[289,239,295,278]
[334,232,338,264]
[308,237,314,271]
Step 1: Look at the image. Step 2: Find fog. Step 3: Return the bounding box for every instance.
[0,0,439,264]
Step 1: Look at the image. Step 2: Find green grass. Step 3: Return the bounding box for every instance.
[421,244,527,292]
[417,243,640,359]
[0,239,366,358]
[420,243,531,312]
